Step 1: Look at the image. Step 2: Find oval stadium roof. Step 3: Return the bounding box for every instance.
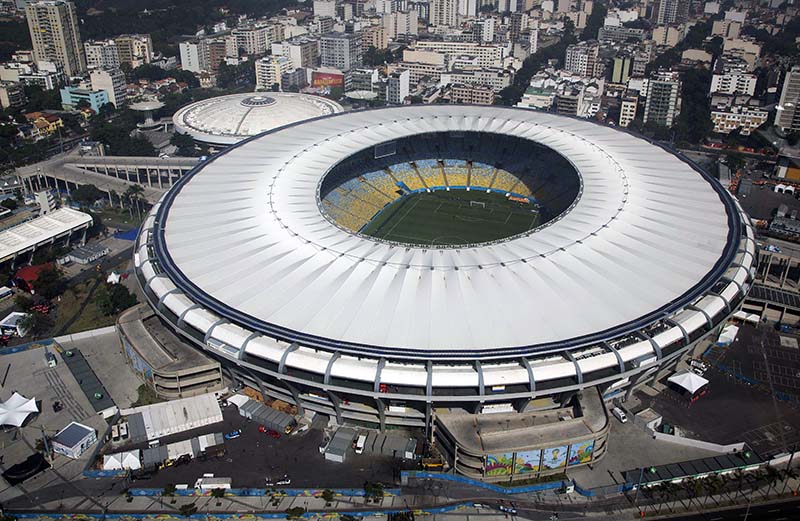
[152,106,743,359]
[171,92,343,146]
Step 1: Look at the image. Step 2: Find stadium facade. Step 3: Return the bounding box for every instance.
[136,106,755,480]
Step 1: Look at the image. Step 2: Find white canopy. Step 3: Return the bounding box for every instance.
[0,392,38,427]
[668,371,709,395]
[103,450,141,470]
[718,324,739,345]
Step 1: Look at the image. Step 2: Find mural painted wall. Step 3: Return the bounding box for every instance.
[121,335,153,382]
[485,453,514,476]
[541,445,568,470]
[568,440,594,466]
[514,449,542,475]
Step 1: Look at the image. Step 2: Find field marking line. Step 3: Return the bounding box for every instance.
[383,196,421,240]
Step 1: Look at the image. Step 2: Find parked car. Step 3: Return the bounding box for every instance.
[174,454,192,466]
[265,477,274,487]
[277,475,291,486]
[224,430,241,440]
[267,429,281,439]
[498,505,517,515]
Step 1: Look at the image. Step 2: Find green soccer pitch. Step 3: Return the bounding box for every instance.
[360,190,540,246]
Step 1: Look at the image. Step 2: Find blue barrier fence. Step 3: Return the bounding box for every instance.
[0,338,54,356]
[129,487,402,497]
[402,471,566,494]
[84,469,127,479]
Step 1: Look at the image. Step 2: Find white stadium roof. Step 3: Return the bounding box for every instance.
[171,92,343,146]
[149,106,745,360]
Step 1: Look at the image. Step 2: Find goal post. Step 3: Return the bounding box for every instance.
[470,201,486,209]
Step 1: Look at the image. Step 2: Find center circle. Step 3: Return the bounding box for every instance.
[317,131,582,247]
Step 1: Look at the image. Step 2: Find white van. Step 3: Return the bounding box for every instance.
[354,434,367,454]
[612,407,628,423]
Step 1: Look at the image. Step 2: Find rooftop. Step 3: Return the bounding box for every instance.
[172,92,343,146]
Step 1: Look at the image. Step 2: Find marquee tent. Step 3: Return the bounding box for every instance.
[103,450,142,471]
[668,371,710,395]
[0,392,38,427]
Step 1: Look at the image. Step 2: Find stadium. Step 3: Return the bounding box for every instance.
[171,92,343,147]
[136,106,755,480]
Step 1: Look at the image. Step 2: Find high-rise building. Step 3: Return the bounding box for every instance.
[320,32,363,71]
[509,12,528,43]
[382,10,418,40]
[619,96,637,127]
[610,56,632,84]
[114,34,153,68]
[84,40,120,70]
[431,0,458,27]
[89,68,127,108]
[650,0,688,25]
[179,41,203,73]
[776,66,800,133]
[313,0,337,18]
[25,0,85,76]
[644,70,682,127]
[228,24,272,56]
[564,41,598,77]
[271,37,320,69]
[386,68,410,104]
[255,55,293,90]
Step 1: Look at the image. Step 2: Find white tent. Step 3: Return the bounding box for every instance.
[717,324,739,345]
[0,392,38,427]
[668,371,709,395]
[106,272,121,285]
[103,450,141,471]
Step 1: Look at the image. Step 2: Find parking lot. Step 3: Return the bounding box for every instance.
[126,407,417,490]
[634,324,800,457]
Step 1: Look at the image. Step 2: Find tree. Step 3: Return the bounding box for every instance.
[321,488,335,504]
[34,266,66,299]
[285,506,305,519]
[124,184,146,219]
[210,488,226,498]
[580,0,606,41]
[17,310,53,337]
[363,481,384,501]
[170,132,196,156]
[178,502,197,516]
[70,184,104,207]
[95,283,138,316]
[14,294,33,312]
[162,484,177,496]
[1,198,17,211]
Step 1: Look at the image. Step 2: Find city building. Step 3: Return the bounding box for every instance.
[776,65,800,133]
[25,0,85,76]
[710,106,768,135]
[619,95,638,127]
[597,25,645,43]
[382,10,419,40]
[179,41,203,74]
[413,41,504,69]
[363,23,389,49]
[228,23,272,56]
[271,36,319,69]
[650,0,688,25]
[644,70,681,127]
[610,56,633,85]
[320,32,363,71]
[386,68,410,104]
[0,82,26,109]
[89,68,127,108]
[710,56,756,96]
[115,34,153,68]
[313,0,337,18]
[449,83,494,104]
[254,55,293,90]
[442,67,512,92]
[565,41,599,78]
[59,86,109,112]
[430,0,458,27]
[84,40,120,70]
